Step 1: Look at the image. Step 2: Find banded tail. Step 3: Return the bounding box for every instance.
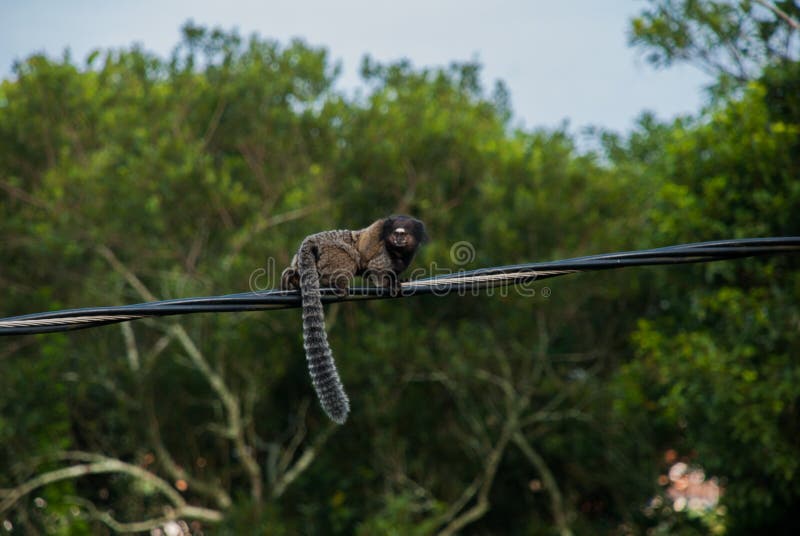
[297,240,350,424]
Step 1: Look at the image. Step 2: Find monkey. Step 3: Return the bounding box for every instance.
[280,215,427,424]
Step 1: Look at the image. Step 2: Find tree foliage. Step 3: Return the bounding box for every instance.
[630,0,800,94]
[1,5,799,533]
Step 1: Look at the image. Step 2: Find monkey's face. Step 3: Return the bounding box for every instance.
[388,227,413,249]
[382,216,427,254]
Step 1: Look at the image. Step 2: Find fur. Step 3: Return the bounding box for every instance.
[281,216,426,423]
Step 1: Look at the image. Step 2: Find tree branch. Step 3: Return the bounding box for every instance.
[437,418,514,536]
[168,325,263,501]
[272,425,334,498]
[0,179,51,210]
[223,203,329,269]
[513,433,573,536]
[147,398,233,509]
[97,245,264,502]
[121,322,141,372]
[754,0,800,30]
[0,451,222,526]
[437,368,526,536]
[68,495,219,534]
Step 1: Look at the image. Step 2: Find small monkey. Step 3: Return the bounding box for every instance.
[281,216,427,424]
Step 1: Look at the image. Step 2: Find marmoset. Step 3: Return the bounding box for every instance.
[281,215,427,424]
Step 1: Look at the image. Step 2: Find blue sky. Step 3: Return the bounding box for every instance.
[1,0,712,134]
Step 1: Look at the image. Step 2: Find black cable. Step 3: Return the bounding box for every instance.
[1,237,798,336]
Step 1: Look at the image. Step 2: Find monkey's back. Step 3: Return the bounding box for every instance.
[300,230,362,287]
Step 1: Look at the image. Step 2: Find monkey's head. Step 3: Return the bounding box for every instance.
[382,215,428,261]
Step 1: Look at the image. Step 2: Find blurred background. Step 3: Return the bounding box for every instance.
[1,0,799,534]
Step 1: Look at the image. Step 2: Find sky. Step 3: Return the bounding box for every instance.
[0,0,713,134]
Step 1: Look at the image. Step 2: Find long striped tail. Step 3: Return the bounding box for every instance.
[297,240,350,424]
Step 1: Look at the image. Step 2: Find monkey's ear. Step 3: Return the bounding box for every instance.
[413,219,429,244]
[381,217,396,240]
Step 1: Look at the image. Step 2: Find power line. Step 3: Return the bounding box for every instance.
[1,237,798,336]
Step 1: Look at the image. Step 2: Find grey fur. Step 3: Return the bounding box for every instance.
[295,232,354,424]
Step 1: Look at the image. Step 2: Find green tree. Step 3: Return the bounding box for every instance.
[1,24,659,532]
[630,0,800,95]
[3,8,798,534]
[611,2,800,530]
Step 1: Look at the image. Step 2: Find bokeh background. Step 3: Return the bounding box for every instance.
[1,1,799,534]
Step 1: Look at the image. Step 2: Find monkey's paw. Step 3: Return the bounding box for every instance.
[280,268,300,290]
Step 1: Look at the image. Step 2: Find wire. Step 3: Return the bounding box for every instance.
[1,237,798,336]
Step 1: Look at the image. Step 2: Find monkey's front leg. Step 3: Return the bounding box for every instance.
[386,274,403,297]
[363,254,402,296]
[366,270,402,297]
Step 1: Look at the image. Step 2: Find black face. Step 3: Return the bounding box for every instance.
[382,216,427,249]
[381,215,427,271]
